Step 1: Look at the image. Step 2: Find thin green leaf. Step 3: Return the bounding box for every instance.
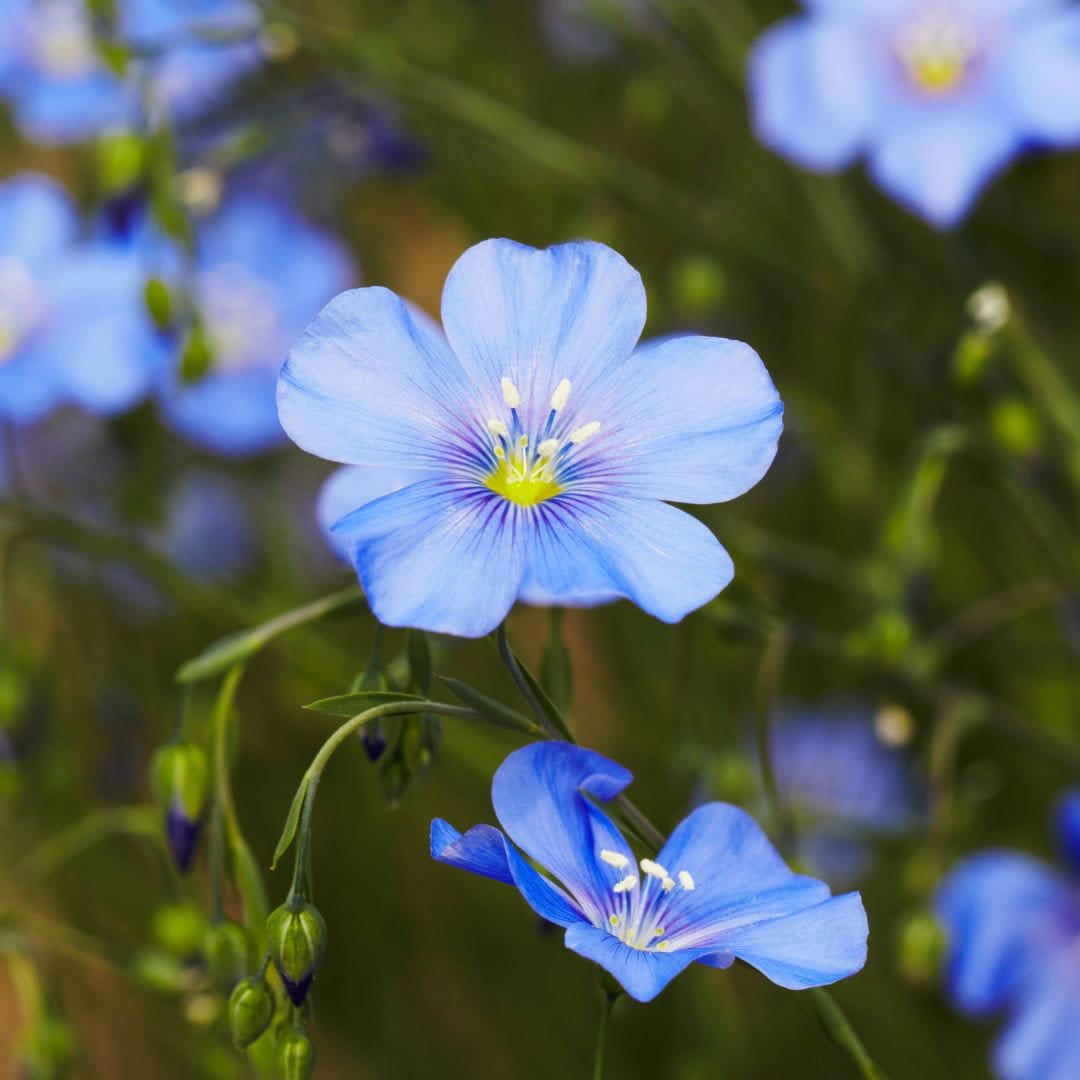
[271,773,311,871]
[304,691,426,718]
[436,677,540,735]
[518,661,574,741]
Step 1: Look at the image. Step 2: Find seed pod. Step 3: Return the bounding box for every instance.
[228,976,275,1049]
[266,901,327,1006]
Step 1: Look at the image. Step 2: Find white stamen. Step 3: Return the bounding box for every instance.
[639,859,668,880]
[550,378,571,411]
[500,377,520,408]
[600,849,629,870]
[487,418,509,439]
[537,438,560,458]
[570,421,601,445]
[661,877,676,892]
[613,875,638,894]
[678,870,696,891]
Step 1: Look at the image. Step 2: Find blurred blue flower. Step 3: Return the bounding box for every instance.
[770,706,926,884]
[936,789,1080,1079]
[279,238,783,637]
[0,0,261,144]
[542,0,649,58]
[0,173,164,426]
[432,741,868,1002]
[748,0,1080,227]
[160,191,355,457]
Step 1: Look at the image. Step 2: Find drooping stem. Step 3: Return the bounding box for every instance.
[592,990,619,1080]
[495,623,563,738]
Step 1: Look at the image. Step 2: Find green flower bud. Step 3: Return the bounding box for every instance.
[150,741,209,873]
[228,976,275,1049]
[152,901,207,957]
[278,1030,315,1080]
[266,901,327,1006]
[204,919,250,988]
[897,909,947,986]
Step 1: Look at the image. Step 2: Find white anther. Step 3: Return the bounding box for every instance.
[613,875,638,894]
[639,859,669,880]
[570,421,601,446]
[487,418,509,439]
[678,870,696,891]
[537,438,560,458]
[661,877,676,892]
[550,378,571,411]
[500,377,521,408]
[600,849,629,870]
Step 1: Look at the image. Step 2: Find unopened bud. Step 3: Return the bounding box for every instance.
[228,976,275,1048]
[266,901,327,1006]
[278,1029,315,1080]
[151,741,209,873]
[204,919,250,988]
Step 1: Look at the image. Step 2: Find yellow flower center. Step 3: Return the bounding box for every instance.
[896,11,978,96]
[485,459,562,507]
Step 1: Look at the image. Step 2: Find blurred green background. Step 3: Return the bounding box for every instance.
[2,1,1079,1077]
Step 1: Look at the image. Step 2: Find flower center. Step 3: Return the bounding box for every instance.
[598,849,696,952]
[197,263,280,373]
[482,376,601,508]
[30,1,100,80]
[0,258,44,365]
[894,9,980,96]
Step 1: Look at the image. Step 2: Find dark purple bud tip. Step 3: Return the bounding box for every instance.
[166,798,201,873]
[280,971,314,1007]
[361,727,388,763]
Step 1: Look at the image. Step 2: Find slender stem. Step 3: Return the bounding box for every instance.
[495,624,559,738]
[807,989,890,1080]
[754,626,796,851]
[592,990,618,1080]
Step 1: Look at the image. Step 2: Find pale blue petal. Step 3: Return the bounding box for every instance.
[596,335,782,504]
[15,76,133,145]
[934,852,1075,1015]
[995,961,1080,1080]
[332,479,525,637]
[0,353,63,424]
[709,892,868,989]
[0,174,77,266]
[999,10,1080,145]
[439,239,646,433]
[1053,789,1080,873]
[317,465,417,560]
[491,743,634,925]
[430,820,514,884]
[163,370,284,456]
[868,109,1020,227]
[520,496,734,622]
[278,287,473,470]
[564,923,700,1002]
[748,18,874,172]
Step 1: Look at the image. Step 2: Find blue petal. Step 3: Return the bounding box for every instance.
[491,743,635,925]
[999,9,1080,146]
[13,75,134,145]
[0,174,77,266]
[994,960,1080,1080]
[431,820,514,884]
[708,892,868,989]
[598,334,782,504]
[934,851,1076,1016]
[317,465,416,561]
[439,239,646,434]
[0,353,63,425]
[278,288,472,470]
[868,109,1019,228]
[520,495,734,622]
[332,480,526,637]
[1053,789,1080,874]
[162,370,285,456]
[564,924,700,1002]
[748,17,874,172]
[431,819,586,928]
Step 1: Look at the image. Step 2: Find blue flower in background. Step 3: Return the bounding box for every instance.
[432,742,868,1002]
[0,0,261,144]
[770,706,926,885]
[542,0,649,58]
[936,789,1080,1079]
[748,0,1080,227]
[0,174,164,426]
[160,191,355,457]
[279,238,783,637]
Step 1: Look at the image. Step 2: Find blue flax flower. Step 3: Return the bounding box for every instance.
[431,742,868,1002]
[0,173,163,425]
[748,0,1080,227]
[279,238,783,637]
[160,191,355,457]
[936,789,1080,1079]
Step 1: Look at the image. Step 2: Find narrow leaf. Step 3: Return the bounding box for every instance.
[304,691,426,718]
[437,677,539,734]
[271,773,311,870]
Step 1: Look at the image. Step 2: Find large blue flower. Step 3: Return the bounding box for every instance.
[0,173,164,425]
[748,0,1080,227]
[159,191,356,457]
[935,789,1080,1079]
[431,742,868,1002]
[279,238,783,637]
[0,0,261,144]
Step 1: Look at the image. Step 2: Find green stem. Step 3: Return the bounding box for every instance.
[754,626,796,851]
[807,989,890,1080]
[592,990,619,1080]
[495,624,560,739]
